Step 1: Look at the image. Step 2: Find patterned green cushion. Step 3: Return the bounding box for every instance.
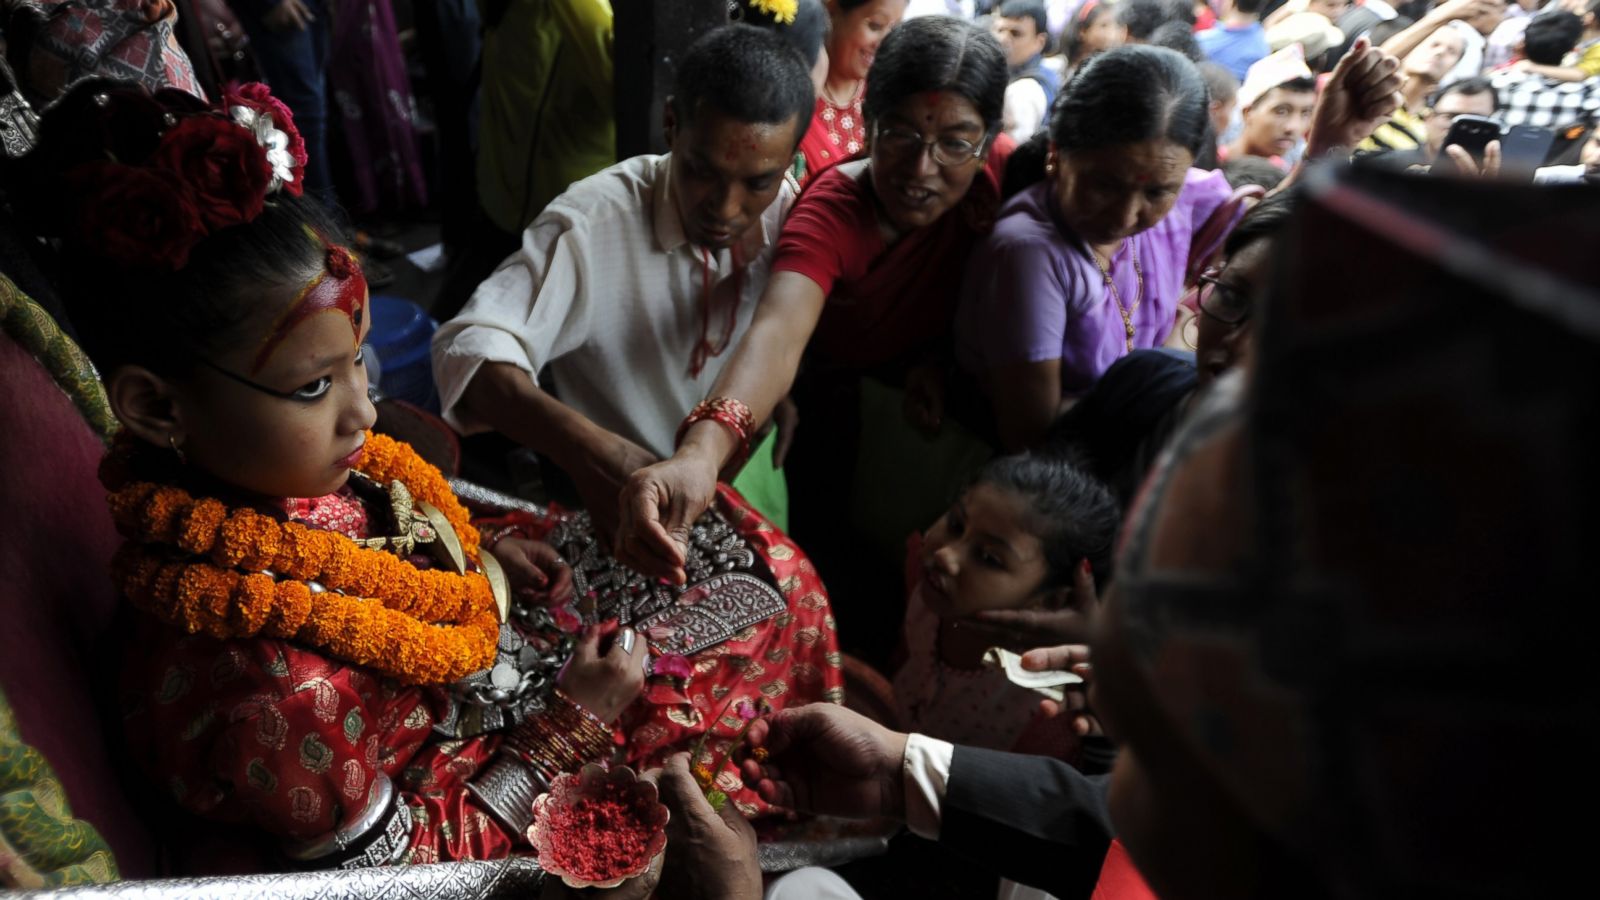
[0,272,117,444]
[0,689,119,888]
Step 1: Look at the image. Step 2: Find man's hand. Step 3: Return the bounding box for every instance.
[1304,37,1403,159]
[1441,140,1503,178]
[960,558,1099,649]
[263,0,315,32]
[614,455,719,584]
[653,754,763,900]
[571,434,658,546]
[1021,644,1101,737]
[738,704,909,820]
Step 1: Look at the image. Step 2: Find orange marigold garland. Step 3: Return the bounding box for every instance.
[101,431,499,685]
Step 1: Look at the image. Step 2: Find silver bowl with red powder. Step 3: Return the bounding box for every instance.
[528,764,671,889]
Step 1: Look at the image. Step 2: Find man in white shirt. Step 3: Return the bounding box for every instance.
[432,25,813,534]
[991,1,1059,142]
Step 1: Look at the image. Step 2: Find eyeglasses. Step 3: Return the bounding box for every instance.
[1194,267,1253,326]
[872,124,988,167]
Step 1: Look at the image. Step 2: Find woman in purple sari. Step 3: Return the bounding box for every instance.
[956,46,1231,451]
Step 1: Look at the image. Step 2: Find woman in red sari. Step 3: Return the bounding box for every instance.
[619,15,1012,657]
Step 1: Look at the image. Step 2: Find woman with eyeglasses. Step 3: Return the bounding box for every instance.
[614,16,1012,622]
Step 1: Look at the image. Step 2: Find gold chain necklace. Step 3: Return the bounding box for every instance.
[1090,246,1144,352]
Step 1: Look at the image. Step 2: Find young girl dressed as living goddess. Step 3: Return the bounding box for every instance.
[5,78,841,870]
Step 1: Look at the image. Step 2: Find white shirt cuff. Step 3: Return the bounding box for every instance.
[901,733,954,841]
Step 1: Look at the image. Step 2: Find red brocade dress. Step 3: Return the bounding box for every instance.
[121,484,842,867]
[796,90,867,189]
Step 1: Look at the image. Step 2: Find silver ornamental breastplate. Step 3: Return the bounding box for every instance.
[439,506,788,738]
[544,508,788,655]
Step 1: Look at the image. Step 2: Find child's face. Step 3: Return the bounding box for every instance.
[176,286,377,500]
[916,483,1056,619]
[1083,14,1127,55]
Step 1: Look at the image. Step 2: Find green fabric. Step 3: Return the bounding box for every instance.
[478,0,616,233]
[730,428,789,532]
[0,273,117,445]
[0,690,119,886]
[848,378,994,566]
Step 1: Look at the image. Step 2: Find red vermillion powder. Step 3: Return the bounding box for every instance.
[541,781,659,882]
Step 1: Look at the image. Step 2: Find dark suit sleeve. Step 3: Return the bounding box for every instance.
[939,745,1115,899]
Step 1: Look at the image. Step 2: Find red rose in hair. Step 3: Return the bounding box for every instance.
[153,116,272,229]
[65,161,205,270]
[223,82,309,189]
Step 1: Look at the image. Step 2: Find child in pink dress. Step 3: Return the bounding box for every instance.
[893,453,1119,764]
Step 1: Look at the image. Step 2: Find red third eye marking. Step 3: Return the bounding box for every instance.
[252,244,366,374]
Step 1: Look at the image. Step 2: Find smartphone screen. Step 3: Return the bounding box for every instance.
[1434,115,1502,176]
[1499,125,1557,180]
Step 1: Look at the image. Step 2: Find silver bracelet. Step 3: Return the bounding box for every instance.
[466,753,549,836]
[282,772,413,868]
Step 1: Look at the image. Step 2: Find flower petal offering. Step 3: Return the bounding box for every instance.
[528,764,669,889]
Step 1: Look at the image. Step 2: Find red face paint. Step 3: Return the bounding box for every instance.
[251,244,367,374]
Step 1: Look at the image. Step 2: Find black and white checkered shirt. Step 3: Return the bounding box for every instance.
[1491,70,1600,129]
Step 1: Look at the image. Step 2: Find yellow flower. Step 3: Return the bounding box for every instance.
[750,0,797,25]
[693,764,715,789]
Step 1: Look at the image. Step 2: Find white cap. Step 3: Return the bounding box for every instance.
[1267,12,1346,62]
[1238,44,1316,111]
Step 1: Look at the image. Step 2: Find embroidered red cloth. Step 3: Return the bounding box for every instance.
[121,484,842,864]
[797,94,867,188]
[481,485,845,817]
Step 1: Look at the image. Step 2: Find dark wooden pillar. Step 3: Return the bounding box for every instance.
[613,0,730,159]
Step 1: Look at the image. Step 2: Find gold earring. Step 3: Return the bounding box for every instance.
[168,433,187,465]
[1045,161,1056,175]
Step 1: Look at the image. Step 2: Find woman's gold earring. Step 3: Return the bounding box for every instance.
[168,433,187,465]
[1045,161,1056,175]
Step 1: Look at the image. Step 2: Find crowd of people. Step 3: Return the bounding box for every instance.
[0,0,1594,898]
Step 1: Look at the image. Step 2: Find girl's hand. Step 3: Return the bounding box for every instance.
[558,626,647,722]
[489,537,573,602]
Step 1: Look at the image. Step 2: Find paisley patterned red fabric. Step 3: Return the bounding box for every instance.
[617,485,844,816]
[120,483,842,864]
[121,626,515,862]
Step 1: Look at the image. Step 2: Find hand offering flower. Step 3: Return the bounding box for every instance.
[688,695,773,811]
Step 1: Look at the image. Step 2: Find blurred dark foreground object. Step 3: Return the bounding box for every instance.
[1118,161,1600,898]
